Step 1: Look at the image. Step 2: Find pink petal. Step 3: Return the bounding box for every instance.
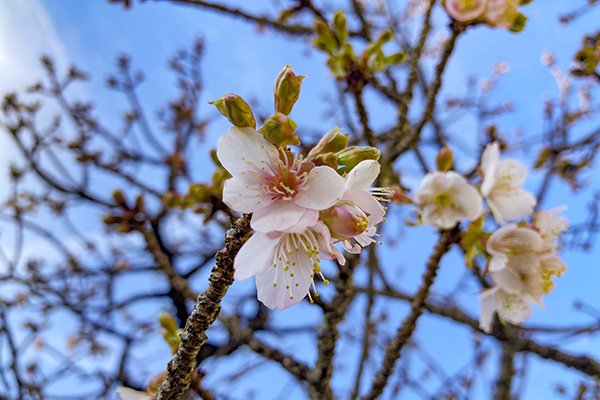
[216,127,278,176]
[251,201,318,233]
[294,166,345,210]
[234,232,279,281]
[343,189,385,225]
[222,175,270,213]
[345,160,380,191]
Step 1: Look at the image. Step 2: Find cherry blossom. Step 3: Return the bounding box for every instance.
[234,221,345,310]
[322,160,389,253]
[444,0,487,22]
[481,220,568,331]
[534,206,569,251]
[479,287,531,333]
[480,142,536,224]
[217,127,345,233]
[484,0,519,28]
[414,171,483,229]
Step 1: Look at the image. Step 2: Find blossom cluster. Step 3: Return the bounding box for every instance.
[443,0,530,31]
[413,143,568,332]
[218,127,389,309]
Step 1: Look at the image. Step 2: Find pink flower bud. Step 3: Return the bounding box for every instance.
[321,202,369,239]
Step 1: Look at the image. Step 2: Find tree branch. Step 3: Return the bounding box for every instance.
[156,215,251,400]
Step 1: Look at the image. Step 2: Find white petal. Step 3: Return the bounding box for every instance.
[488,253,508,272]
[251,201,318,233]
[487,224,543,257]
[422,205,462,229]
[294,166,345,210]
[479,288,499,333]
[480,142,500,197]
[345,160,381,191]
[255,248,313,310]
[490,268,524,294]
[343,189,386,225]
[488,190,536,224]
[222,175,270,213]
[450,182,483,221]
[234,232,279,281]
[216,127,278,176]
[116,388,152,400]
[535,206,569,244]
[497,159,527,187]
[496,290,531,325]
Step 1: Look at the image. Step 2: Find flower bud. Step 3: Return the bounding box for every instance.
[436,146,454,171]
[209,93,256,128]
[274,65,304,115]
[509,13,527,32]
[337,146,380,174]
[188,183,212,203]
[259,112,300,147]
[313,152,338,169]
[158,312,178,335]
[320,202,369,240]
[307,127,349,159]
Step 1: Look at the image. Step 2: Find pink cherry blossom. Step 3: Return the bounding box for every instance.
[217,127,345,233]
[444,0,487,22]
[484,0,519,28]
[234,221,345,310]
[331,160,389,253]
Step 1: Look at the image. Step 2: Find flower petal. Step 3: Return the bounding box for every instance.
[343,189,385,225]
[449,181,483,221]
[255,248,313,310]
[480,142,499,197]
[116,387,152,400]
[234,232,279,281]
[294,166,345,210]
[345,160,380,191]
[445,0,487,22]
[479,287,499,333]
[216,127,278,176]
[487,224,543,257]
[251,201,318,233]
[496,290,531,325]
[491,268,524,294]
[488,190,536,224]
[222,175,270,213]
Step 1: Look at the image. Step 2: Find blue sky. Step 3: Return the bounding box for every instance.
[1,0,599,399]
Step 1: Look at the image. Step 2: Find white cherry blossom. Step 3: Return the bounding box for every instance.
[479,287,531,333]
[415,171,483,229]
[480,142,536,224]
[234,222,345,310]
[217,127,345,233]
[482,220,568,330]
[534,206,569,251]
